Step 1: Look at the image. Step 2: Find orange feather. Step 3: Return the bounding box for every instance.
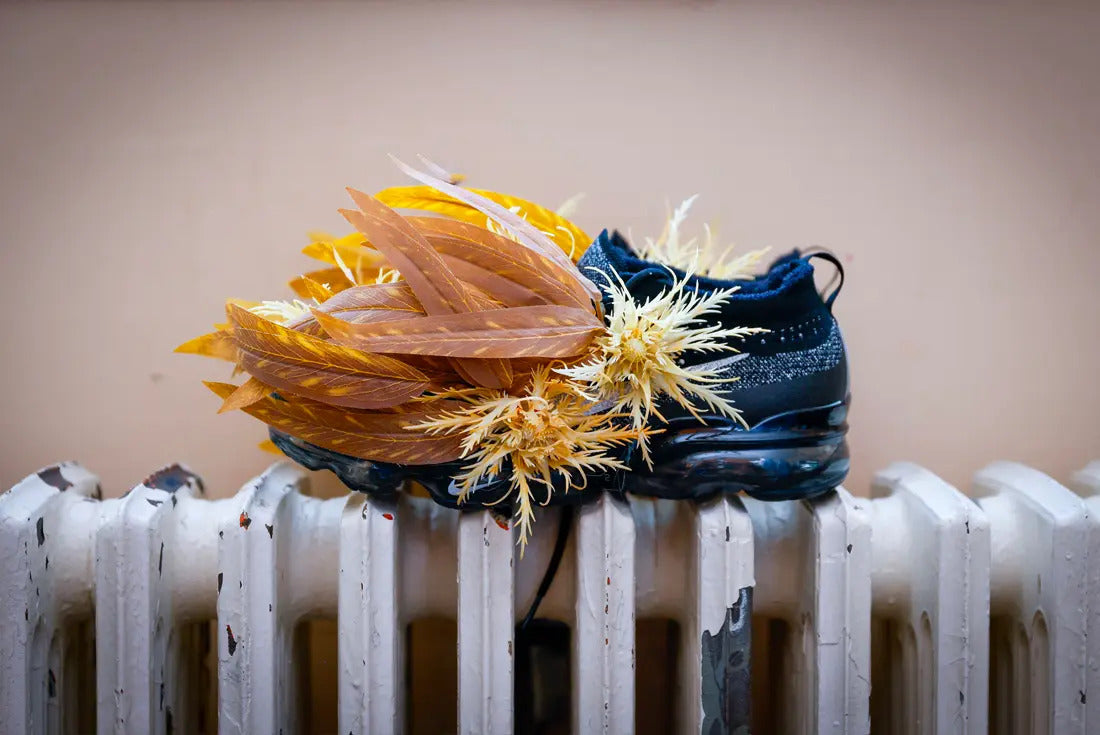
[314,305,602,359]
[227,304,431,409]
[205,382,465,464]
[340,190,512,389]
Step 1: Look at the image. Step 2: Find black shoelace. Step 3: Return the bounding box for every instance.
[519,505,574,630]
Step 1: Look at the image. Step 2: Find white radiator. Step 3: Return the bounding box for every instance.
[2,458,1098,734]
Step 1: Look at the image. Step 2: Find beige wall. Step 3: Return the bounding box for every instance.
[2,1,1098,499]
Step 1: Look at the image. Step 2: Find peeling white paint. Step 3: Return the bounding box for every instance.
[976,461,1091,734]
[1071,460,1100,732]
[574,493,635,734]
[685,496,754,731]
[338,493,401,735]
[457,510,514,734]
[95,463,211,734]
[217,464,299,734]
[0,462,99,734]
[871,461,991,734]
[745,487,872,734]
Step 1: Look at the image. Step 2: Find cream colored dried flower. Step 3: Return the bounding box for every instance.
[559,269,766,465]
[413,368,645,550]
[638,196,770,280]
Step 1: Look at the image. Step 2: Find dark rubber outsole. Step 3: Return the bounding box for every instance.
[617,401,850,502]
[269,428,607,510]
[619,436,849,502]
[271,426,848,510]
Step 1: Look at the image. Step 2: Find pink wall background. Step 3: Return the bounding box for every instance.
[2,1,1098,499]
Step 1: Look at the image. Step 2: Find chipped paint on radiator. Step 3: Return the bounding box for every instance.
[700,587,752,734]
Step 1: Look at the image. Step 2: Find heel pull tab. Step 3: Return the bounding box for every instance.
[804,250,845,310]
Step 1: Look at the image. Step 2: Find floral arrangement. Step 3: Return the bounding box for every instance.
[178,160,761,547]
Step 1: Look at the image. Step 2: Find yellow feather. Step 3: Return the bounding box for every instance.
[218,376,272,414]
[175,330,238,362]
[288,276,335,302]
[301,236,386,273]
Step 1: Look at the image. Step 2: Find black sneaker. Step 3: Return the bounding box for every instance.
[576,230,850,501]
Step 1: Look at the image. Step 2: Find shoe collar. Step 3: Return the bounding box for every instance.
[580,230,816,302]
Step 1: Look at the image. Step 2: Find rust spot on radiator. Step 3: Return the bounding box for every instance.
[265,523,274,538]
[36,518,45,547]
[239,512,251,529]
[226,625,237,655]
[37,466,72,492]
[382,513,394,521]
